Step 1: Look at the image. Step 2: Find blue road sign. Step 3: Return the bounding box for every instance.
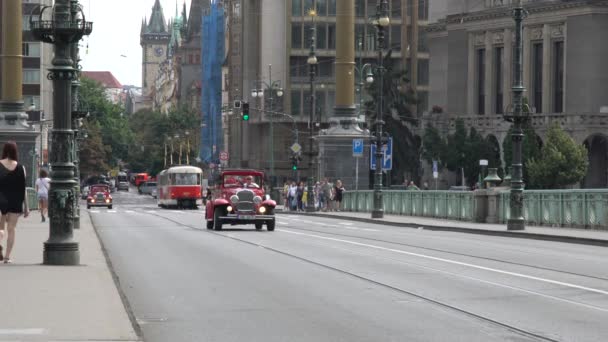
[352,139,364,157]
[370,137,393,171]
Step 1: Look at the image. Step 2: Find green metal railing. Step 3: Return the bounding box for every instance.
[498,190,608,228]
[26,187,39,211]
[343,190,475,221]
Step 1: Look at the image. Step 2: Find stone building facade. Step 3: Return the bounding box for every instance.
[426,0,608,188]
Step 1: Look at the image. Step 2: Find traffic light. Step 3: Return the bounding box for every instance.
[242,102,250,121]
[291,154,302,171]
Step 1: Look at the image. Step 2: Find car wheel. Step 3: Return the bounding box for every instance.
[108,205,113,209]
[266,219,275,231]
[87,205,90,209]
[213,208,223,231]
[255,222,263,230]
[206,220,214,230]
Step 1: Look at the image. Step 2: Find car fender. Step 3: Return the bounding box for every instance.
[262,199,276,208]
[206,199,229,220]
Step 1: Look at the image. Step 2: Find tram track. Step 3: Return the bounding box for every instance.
[137,210,574,342]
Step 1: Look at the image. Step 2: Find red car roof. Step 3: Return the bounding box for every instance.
[221,169,265,177]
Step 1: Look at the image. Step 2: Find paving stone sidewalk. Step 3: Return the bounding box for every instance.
[0,210,140,342]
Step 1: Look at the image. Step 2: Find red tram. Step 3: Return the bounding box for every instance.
[157,166,203,209]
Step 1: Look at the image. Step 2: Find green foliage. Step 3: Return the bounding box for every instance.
[79,120,110,179]
[502,124,542,184]
[421,124,446,169]
[363,49,419,184]
[527,123,588,189]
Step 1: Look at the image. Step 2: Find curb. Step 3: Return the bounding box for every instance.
[277,211,608,247]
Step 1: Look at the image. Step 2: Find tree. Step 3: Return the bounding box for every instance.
[421,123,446,169]
[526,122,588,189]
[363,50,419,184]
[79,120,110,179]
[502,123,542,185]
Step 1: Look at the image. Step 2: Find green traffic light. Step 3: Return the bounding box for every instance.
[292,165,297,171]
[243,114,249,121]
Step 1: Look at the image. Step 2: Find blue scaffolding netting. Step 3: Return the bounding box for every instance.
[200,1,224,164]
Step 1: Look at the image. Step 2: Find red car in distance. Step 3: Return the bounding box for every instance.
[205,170,276,231]
[86,184,113,209]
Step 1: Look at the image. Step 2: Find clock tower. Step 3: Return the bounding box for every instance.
[141,0,171,98]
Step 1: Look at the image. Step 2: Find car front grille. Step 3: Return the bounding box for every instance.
[236,190,255,212]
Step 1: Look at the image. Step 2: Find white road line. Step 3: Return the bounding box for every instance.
[90,210,100,213]
[0,328,46,335]
[125,210,135,213]
[281,229,608,297]
[145,210,157,213]
[338,222,354,226]
[108,210,117,213]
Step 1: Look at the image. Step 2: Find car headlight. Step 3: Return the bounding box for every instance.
[253,196,262,205]
[259,206,267,214]
[230,195,239,204]
[227,205,233,212]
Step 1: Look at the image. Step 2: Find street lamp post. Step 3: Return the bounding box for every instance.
[31,0,92,265]
[505,0,527,230]
[251,66,283,185]
[306,11,318,213]
[371,0,390,219]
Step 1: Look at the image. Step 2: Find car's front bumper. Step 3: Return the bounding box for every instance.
[87,202,112,207]
[219,214,275,224]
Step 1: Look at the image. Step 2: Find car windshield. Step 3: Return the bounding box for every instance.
[223,175,261,188]
[146,182,157,187]
[90,186,108,194]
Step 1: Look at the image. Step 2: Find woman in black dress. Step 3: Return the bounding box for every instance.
[0,142,30,263]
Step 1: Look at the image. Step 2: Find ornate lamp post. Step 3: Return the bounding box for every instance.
[504,0,527,230]
[251,66,283,185]
[31,0,92,265]
[305,9,318,212]
[371,0,390,219]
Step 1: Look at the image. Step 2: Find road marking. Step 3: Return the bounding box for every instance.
[125,210,135,213]
[0,328,46,335]
[338,222,354,226]
[90,210,100,213]
[281,229,608,297]
[108,210,117,213]
[145,210,157,213]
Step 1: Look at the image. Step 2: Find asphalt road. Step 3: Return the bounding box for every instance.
[90,189,608,342]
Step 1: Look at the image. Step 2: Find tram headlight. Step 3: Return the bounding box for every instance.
[258,206,267,214]
[253,196,262,205]
[230,195,239,204]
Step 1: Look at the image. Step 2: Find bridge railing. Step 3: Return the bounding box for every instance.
[498,189,608,228]
[343,190,476,221]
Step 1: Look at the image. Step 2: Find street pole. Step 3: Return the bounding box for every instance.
[268,64,274,186]
[507,0,527,230]
[70,0,83,229]
[306,12,317,212]
[31,0,92,265]
[371,0,389,219]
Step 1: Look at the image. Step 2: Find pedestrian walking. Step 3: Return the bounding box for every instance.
[296,181,305,211]
[321,178,333,211]
[35,169,51,222]
[288,181,298,211]
[333,180,345,211]
[407,181,420,191]
[0,142,30,263]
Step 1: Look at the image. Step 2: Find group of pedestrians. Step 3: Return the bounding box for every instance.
[282,178,345,212]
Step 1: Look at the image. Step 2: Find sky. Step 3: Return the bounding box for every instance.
[80,0,190,87]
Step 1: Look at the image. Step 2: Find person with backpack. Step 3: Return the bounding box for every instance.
[35,169,51,222]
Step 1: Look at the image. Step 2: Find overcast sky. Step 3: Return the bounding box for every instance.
[80,0,189,87]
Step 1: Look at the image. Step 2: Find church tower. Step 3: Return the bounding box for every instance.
[141,0,171,98]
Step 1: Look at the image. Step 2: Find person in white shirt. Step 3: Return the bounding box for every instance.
[35,169,51,222]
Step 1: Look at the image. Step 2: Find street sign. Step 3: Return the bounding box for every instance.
[290,143,302,154]
[432,160,438,179]
[370,137,393,171]
[219,151,229,161]
[352,139,363,157]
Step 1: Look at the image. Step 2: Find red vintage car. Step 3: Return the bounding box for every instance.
[86,184,113,209]
[205,170,276,231]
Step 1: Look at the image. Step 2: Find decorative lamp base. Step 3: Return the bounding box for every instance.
[73,216,80,229]
[371,210,384,219]
[507,218,525,231]
[43,242,80,265]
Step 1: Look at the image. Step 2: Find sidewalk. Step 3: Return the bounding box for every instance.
[0,211,140,341]
[277,207,608,247]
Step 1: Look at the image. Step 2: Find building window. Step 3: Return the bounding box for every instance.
[23,69,40,84]
[22,15,31,31]
[476,49,485,115]
[317,0,327,16]
[189,54,194,64]
[23,42,41,57]
[315,90,326,119]
[356,0,365,17]
[391,0,401,18]
[195,54,200,63]
[532,42,543,113]
[553,41,564,113]
[317,23,327,49]
[327,23,336,50]
[494,46,504,114]
[291,90,302,116]
[418,91,429,114]
[292,0,302,16]
[390,25,401,51]
[418,0,429,20]
[23,95,41,110]
[417,58,429,86]
[318,57,334,77]
[328,0,336,16]
[304,0,315,13]
[291,23,302,49]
